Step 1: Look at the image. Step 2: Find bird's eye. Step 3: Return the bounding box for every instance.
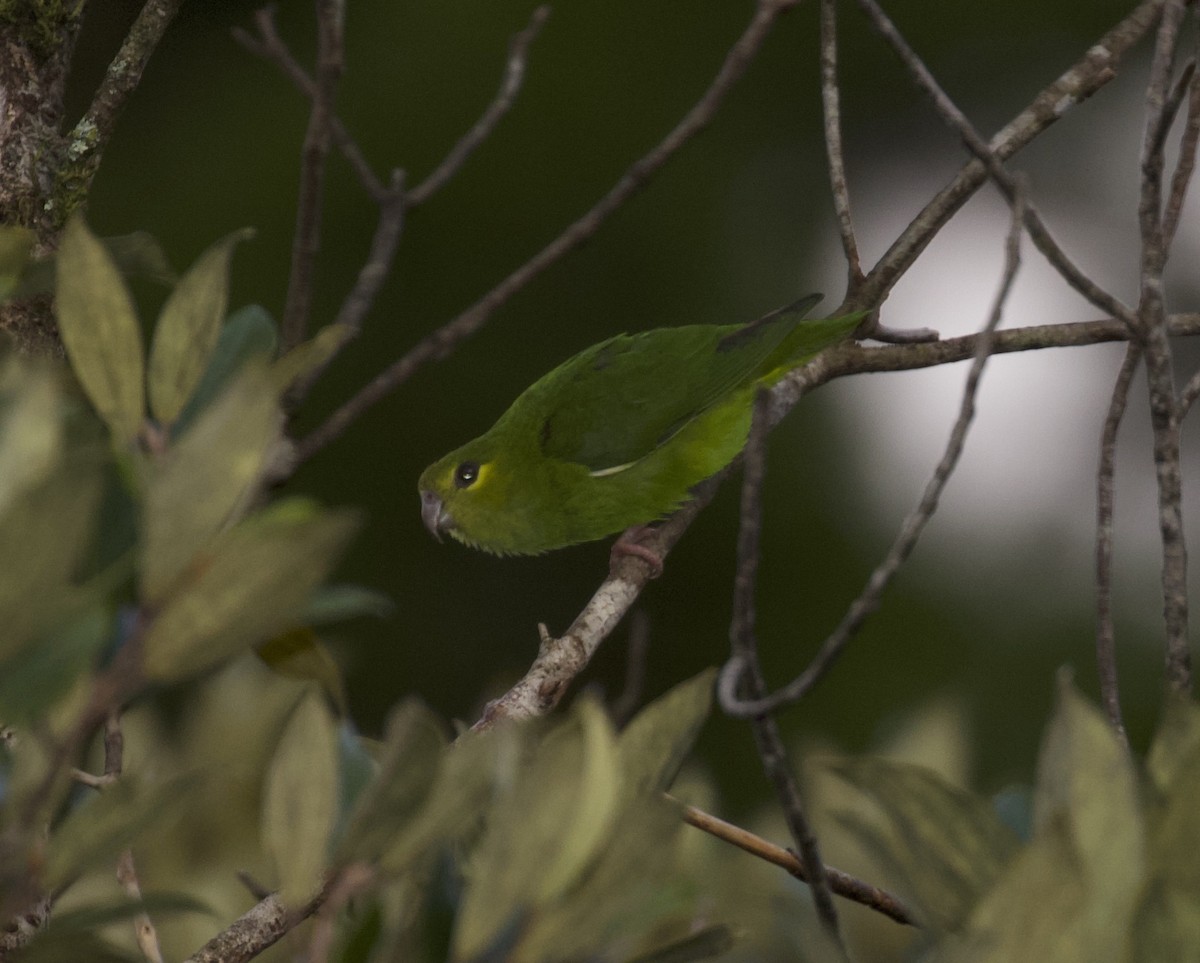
[454,461,480,489]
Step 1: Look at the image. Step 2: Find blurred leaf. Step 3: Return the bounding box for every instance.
[1127,708,1200,961]
[147,228,254,425]
[454,698,621,961]
[1032,674,1142,957]
[0,224,35,299]
[336,722,379,841]
[830,757,1020,933]
[626,924,734,963]
[262,687,340,906]
[54,214,145,447]
[270,322,351,394]
[338,699,447,863]
[19,894,209,963]
[13,231,176,301]
[257,626,348,714]
[140,498,359,682]
[0,357,62,517]
[174,304,279,433]
[616,667,714,797]
[14,934,140,963]
[0,605,109,725]
[140,363,281,604]
[936,819,1086,963]
[301,584,396,625]
[0,459,104,660]
[44,774,197,890]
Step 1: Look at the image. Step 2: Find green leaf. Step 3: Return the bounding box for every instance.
[256,627,348,715]
[44,774,197,890]
[301,584,396,625]
[54,213,145,447]
[0,605,109,725]
[626,924,735,963]
[0,459,104,660]
[140,363,281,604]
[1145,695,1200,795]
[12,231,176,301]
[147,228,254,425]
[454,698,621,961]
[338,700,447,863]
[140,498,359,682]
[830,757,1020,933]
[0,225,35,300]
[270,323,351,394]
[262,688,340,906]
[173,304,279,433]
[616,667,715,797]
[1032,674,1142,958]
[0,357,63,517]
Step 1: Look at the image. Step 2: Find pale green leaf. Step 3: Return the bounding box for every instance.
[147,228,254,424]
[0,357,62,517]
[173,304,279,433]
[44,774,197,890]
[1033,674,1142,958]
[0,225,34,300]
[936,820,1087,963]
[262,688,340,906]
[140,363,281,603]
[617,667,715,797]
[830,757,1020,933]
[54,214,145,446]
[1145,695,1200,795]
[0,460,104,660]
[338,700,447,862]
[270,323,351,395]
[454,698,621,961]
[140,499,359,682]
[256,627,348,715]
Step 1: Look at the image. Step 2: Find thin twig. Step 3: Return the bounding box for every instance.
[182,887,328,963]
[294,0,803,468]
[407,6,551,206]
[728,391,846,953]
[721,186,1026,718]
[280,0,345,352]
[1137,0,1192,694]
[854,0,1162,314]
[1096,345,1140,749]
[1164,62,1200,248]
[854,0,1134,325]
[675,800,916,926]
[233,9,384,200]
[819,0,861,286]
[1180,365,1200,415]
[66,0,185,185]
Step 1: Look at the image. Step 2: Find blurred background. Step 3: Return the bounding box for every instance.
[73,0,1198,826]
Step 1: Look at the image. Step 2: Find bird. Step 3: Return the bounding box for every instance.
[418,295,862,560]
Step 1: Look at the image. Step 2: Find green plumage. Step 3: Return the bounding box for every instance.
[418,296,862,555]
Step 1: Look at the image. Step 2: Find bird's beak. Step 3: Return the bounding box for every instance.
[420,490,451,542]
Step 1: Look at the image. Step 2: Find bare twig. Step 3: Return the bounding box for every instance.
[1137,0,1192,694]
[1163,62,1200,248]
[1096,345,1140,749]
[407,6,551,206]
[854,0,1163,313]
[280,0,345,352]
[118,850,163,963]
[727,391,845,952]
[721,187,1025,718]
[182,886,329,963]
[675,800,916,926]
[854,0,1134,325]
[67,0,185,186]
[1180,365,1200,415]
[233,9,384,200]
[295,0,804,467]
[819,0,862,286]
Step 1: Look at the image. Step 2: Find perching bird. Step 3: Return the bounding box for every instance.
[419,296,862,558]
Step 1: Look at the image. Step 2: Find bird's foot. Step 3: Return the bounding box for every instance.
[609,525,664,579]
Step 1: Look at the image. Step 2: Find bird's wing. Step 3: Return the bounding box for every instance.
[529,317,799,473]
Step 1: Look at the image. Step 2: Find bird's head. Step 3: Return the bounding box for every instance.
[418,436,529,554]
